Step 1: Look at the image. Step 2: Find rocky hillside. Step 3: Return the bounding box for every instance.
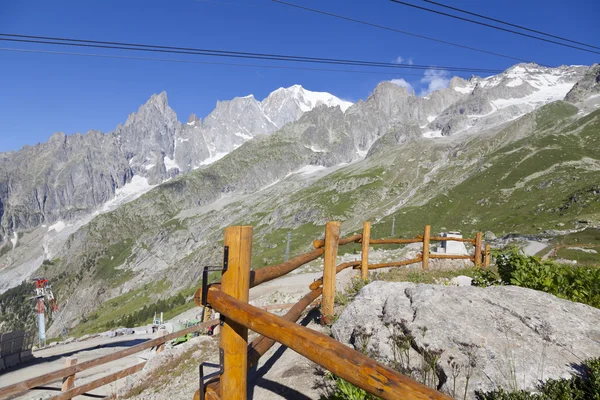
[0,85,351,239]
[1,63,599,336]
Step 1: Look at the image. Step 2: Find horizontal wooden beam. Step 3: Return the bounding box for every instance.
[313,233,362,249]
[260,303,296,312]
[193,247,325,308]
[361,256,423,270]
[49,362,146,400]
[0,319,218,398]
[367,238,423,245]
[308,260,361,290]
[251,248,324,287]
[207,287,452,400]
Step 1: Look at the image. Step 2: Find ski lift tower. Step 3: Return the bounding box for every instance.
[31,278,58,348]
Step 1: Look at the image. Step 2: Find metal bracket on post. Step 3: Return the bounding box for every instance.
[199,348,224,400]
[200,246,229,307]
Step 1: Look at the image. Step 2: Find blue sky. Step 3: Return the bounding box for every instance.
[0,0,598,152]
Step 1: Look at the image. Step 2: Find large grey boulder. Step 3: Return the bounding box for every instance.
[332,281,600,399]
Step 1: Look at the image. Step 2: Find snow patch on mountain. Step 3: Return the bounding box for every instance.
[100,176,156,213]
[199,152,228,166]
[10,231,18,249]
[492,80,575,109]
[296,165,328,175]
[423,130,443,138]
[164,156,179,171]
[234,132,253,140]
[265,85,352,113]
[48,221,66,233]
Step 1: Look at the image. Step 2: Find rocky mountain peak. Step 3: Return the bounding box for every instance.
[371,81,412,100]
[47,132,68,146]
[124,91,175,128]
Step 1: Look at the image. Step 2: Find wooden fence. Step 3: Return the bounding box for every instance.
[0,222,489,400]
[192,222,489,400]
[0,319,218,399]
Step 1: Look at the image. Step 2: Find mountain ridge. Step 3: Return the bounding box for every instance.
[0,85,351,242]
[1,63,599,335]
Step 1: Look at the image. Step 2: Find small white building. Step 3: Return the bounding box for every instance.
[436,231,468,255]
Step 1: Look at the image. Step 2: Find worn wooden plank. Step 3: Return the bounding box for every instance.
[366,238,423,245]
[49,362,146,400]
[312,233,362,249]
[0,319,218,399]
[474,232,483,267]
[207,287,452,400]
[321,221,340,324]
[361,222,371,280]
[249,248,324,288]
[220,226,252,400]
[61,357,77,396]
[484,244,491,267]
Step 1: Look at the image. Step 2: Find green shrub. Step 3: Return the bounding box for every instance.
[321,371,378,400]
[490,247,600,308]
[476,357,600,399]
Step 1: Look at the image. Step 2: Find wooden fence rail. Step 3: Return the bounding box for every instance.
[195,223,481,399]
[4,221,491,400]
[0,319,218,399]
[205,286,452,400]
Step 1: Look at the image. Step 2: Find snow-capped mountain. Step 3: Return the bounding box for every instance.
[262,84,352,126]
[0,85,352,239]
[2,63,600,334]
[175,85,352,170]
[424,63,589,136]
[0,64,595,243]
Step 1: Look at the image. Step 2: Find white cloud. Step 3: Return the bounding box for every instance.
[407,58,414,65]
[390,78,414,93]
[393,56,404,64]
[419,69,450,96]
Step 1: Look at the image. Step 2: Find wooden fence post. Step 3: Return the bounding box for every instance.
[61,357,77,396]
[422,225,431,270]
[220,226,252,400]
[321,221,340,324]
[474,232,483,267]
[361,222,371,280]
[156,330,167,354]
[484,243,491,267]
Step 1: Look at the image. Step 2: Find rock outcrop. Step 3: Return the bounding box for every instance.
[332,281,600,398]
[565,63,600,103]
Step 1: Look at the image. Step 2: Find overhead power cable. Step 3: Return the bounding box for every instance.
[389,0,600,55]
[0,34,503,73]
[271,0,530,64]
[422,0,600,50]
[0,47,439,78]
